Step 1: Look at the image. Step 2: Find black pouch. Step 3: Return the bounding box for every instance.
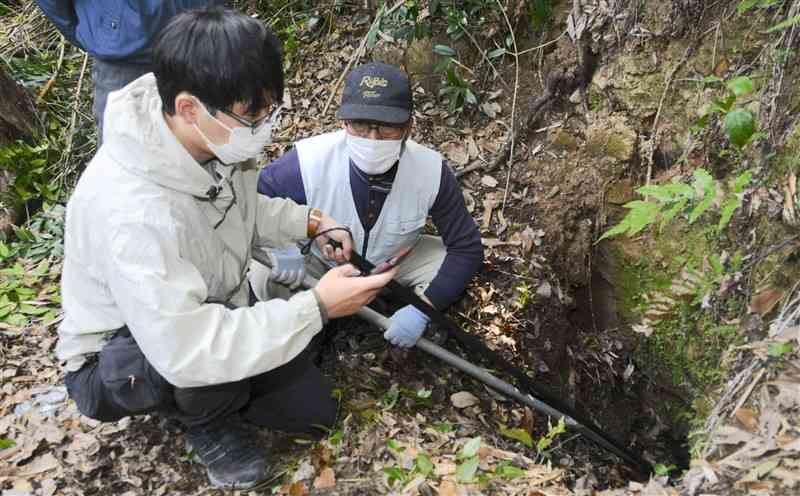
[97,327,173,416]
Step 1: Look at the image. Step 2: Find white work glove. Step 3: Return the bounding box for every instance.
[384,305,430,348]
[266,246,306,289]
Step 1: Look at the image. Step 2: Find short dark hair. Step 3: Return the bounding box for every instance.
[153,6,284,116]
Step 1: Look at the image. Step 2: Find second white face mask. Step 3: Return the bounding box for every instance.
[195,100,281,165]
[346,134,402,175]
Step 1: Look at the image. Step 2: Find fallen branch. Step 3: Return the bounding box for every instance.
[61,52,89,167]
[496,0,519,212]
[321,0,405,116]
[36,37,65,104]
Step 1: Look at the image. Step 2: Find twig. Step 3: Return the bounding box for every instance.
[458,24,510,91]
[266,0,305,25]
[61,52,89,168]
[449,57,475,75]
[454,159,487,178]
[513,30,566,57]
[496,0,519,213]
[320,0,404,116]
[729,367,765,421]
[36,37,65,104]
[711,21,720,73]
[645,45,693,187]
[742,235,800,272]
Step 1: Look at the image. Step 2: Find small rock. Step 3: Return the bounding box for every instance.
[450,391,479,409]
[536,281,552,299]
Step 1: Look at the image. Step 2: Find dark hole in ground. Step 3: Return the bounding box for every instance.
[565,259,692,476]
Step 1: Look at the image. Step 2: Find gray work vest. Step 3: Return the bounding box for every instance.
[295,130,442,264]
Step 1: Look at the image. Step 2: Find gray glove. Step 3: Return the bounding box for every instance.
[266,246,306,289]
[384,305,430,348]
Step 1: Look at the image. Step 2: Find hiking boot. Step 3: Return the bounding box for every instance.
[185,415,268,489]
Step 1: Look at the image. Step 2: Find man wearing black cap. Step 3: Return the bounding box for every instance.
[252,62,483,348]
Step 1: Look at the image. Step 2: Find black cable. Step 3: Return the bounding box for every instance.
[300,226,353,256]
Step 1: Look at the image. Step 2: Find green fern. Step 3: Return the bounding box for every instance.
[599,169,752,242]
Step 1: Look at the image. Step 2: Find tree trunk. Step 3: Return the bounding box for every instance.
[0,63,39,235]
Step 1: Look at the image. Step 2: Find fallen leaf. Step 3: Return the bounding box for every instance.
[466,137,479,159]
[735,407,759,432]
[437,479,460,496]
[772,467,800,488]
[292,458,316,482]
[289,482,308,496]
[749,288,785,317]
[441,142,469,166]
[480,101,502,118]
[40,478,57,496]
[482,196,497,229]
[481,175,498,188]
[450,391,479,409]
[433,458,457,476]
[13,452,59,477]
[313,467,336,489]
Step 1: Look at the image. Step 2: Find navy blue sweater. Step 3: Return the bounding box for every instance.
[34,1,223,64]
[258,147,484,310]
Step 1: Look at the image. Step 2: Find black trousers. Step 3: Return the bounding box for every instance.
[65,328,338,434]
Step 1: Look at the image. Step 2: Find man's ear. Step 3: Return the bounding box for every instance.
[174,93,200,125]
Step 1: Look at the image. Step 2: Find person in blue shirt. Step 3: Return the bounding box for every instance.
[34,1,223,139]
[251,62,484,349]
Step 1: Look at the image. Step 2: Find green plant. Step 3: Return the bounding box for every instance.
[434,421,453,433]
[455,437,482,483]
[0,140,60,211]
[526,0,554,31]
[654,462,678,476]
[378,383,400,410]
[513,283,532,310]
[0,204,64,329]
[498,423,533,448]
[432,46,477,113]
[383,441,435,488]
[598,169,753,242]
[535,417,566,456]
[383,1,430,41]
[179,449,196,463]
[494,460,526,479]
[694,76,762,149]
[736,0,781,15]
[768,342,794,358]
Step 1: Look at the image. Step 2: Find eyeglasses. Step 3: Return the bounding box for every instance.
[345,120,407,140]
[208,105,280,135]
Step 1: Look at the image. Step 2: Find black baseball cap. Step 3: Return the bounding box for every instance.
[336,62,412,124]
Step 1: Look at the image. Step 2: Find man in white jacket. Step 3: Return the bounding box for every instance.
[58,7,394,490]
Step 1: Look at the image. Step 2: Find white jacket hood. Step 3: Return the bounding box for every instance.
[103,73,218,199]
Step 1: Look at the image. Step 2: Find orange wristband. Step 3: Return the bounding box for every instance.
[307,208,323,238]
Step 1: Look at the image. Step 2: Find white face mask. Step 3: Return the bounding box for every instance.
[194,99,281,165]
[346,133,403,175]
